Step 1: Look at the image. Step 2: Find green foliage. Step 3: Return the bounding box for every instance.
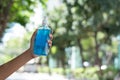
[38,66,50,73]
[72,67,99,80]
[39,0,48,9]
[9,0,48,25]
[100,66,118,80]
[47,1,120,79]
[0,54,13,64]
[81,37,94,50]
[51,46,57,54]
[0,0,49,41]
[9,0,37,25]
[38,66,118,80]
[38,66,99,80]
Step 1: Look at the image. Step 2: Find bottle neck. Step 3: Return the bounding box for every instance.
[41,16,50,29]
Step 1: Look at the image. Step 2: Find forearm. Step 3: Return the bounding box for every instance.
[0,49,34,80]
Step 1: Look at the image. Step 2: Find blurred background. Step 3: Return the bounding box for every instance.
[0,0,120,80]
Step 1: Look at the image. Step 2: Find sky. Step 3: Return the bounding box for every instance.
[2,23,26,42]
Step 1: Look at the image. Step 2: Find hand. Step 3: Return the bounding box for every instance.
[29,29,53,57]
[48,34,53,47]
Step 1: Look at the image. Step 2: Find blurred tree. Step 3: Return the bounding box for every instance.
[48,7,69,70]
[63,0,120,65]
[48,0,120,75]
[82,0,120,73]
[0,0,48,42]
[0,0,35,42]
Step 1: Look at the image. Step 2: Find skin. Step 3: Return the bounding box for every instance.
[0,30,53,80]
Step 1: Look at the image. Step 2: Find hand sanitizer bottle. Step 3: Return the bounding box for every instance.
[33,17,51,56]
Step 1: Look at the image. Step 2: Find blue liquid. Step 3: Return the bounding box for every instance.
[33,28,51,56]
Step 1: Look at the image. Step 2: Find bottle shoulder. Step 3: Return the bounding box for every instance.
[38,25,51,30]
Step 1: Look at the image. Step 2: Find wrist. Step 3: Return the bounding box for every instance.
[27,49,37,59]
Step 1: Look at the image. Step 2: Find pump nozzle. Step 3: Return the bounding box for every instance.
[42,16,48,26]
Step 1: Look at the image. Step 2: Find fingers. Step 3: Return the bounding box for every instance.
[48,40,52,47]
[31,30,53,48]
[48,34,53,47]
[49,34,53,40]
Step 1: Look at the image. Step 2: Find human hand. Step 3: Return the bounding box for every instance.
[29,29,53,57]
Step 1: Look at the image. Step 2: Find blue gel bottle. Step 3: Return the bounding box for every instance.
[33,17,51,56]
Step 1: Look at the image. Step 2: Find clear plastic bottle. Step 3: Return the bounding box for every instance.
[33,17,51,56]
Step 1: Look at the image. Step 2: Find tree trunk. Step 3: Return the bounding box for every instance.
[77,38,85,68]
[106,51,112,65]
[60,47,66,75]
[0,0,13,42]
[94,31,102,74]
[0,19,6,42]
